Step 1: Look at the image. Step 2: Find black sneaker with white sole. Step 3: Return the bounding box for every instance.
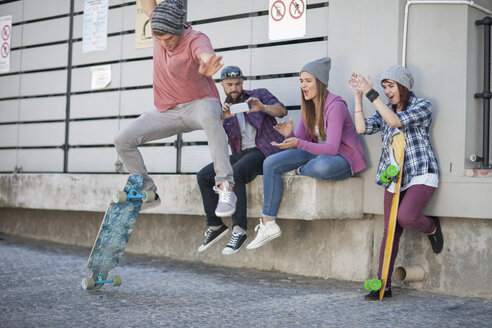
[427,216,443,254]
[364,289,392,301]
[222,232,247,255]
[197,225,228,253]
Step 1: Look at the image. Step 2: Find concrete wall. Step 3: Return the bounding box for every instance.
[0,173,491,298]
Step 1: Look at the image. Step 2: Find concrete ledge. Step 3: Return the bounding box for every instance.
[0,173,363,220]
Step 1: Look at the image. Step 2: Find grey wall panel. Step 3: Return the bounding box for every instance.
[7,49,21,73]
[23,0,70,20]
[20,96,66,121]
[71,64,121,93]
[0,100,19,123]
[0,75,20,99]
[18,122,65,147]
[0,2,24,24]
[21,44,69,71]
[212,48,252,80]
[251,42,328,75]
[119,88,154,116]
[0,124,18,147]
[181,145,213,173]
[139,146,177,173]
[192,18,253,49]
[22,17,70,46]
[71,92,120,119]
[72,36,123,66]
[18,149,64,172]
[187,0,254,21]
[10,25,23,49]
[68,147,119,172]
[70,119,120,145]
[121,3,137,31]
[20,71,67,97]
[250,77,301,107]
[120,60,153,87]
[121,33,153,59]
[0,150,17,171]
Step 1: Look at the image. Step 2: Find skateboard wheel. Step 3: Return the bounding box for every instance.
[142,191,156,203]
[112,191,127,203]
[386,165,399,178]
[110,275,122,287]
[364,279,382,291]
[81,277,95,290]
[380,171,391,183]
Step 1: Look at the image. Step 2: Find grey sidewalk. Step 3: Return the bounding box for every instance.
[0,234,490,328]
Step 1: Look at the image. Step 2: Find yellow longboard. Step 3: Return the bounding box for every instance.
[379,132,406,300]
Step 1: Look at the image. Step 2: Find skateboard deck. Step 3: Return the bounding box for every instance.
[81,174,154,290]
[365,131,406,300]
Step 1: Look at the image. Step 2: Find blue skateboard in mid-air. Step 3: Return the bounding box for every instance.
[81,174,155,290]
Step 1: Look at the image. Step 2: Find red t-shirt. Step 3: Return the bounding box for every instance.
[152,26,220,111]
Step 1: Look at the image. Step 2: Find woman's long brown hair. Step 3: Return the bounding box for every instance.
[300,79,328,142]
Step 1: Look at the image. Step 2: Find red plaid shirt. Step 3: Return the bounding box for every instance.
[223,89,286,157]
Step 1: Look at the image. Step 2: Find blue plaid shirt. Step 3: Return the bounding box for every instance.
[363,93,440,189]
[223,89,286,157]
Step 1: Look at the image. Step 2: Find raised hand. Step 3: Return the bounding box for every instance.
[273,117,294,138]
[198,54,223,77]
[349,73,373,94]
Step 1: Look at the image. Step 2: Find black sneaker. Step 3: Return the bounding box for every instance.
[427,216,443,254]
[197,225,228,253]
[222,232,247,255]
[364,289,392,301]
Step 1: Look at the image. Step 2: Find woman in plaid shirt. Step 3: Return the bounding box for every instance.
[349,65,444,301]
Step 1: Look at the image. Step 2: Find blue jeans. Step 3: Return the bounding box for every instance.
[262,148,352,218]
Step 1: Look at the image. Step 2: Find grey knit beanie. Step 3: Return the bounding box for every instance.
[151,0,186,35]
[380,65,414,90]
[300,57,331,87]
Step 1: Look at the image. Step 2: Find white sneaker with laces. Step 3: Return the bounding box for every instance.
[214,181,237,217]
[246,219,281,249]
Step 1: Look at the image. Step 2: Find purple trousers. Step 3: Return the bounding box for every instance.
[378,184,437,288]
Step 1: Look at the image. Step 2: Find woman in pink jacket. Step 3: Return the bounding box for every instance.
[247,57,367,250]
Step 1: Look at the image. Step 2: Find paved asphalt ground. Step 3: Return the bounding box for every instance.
[0,234,491,328]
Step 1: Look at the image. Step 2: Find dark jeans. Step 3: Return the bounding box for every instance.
[197,147,265,230]
[378,184,437,288]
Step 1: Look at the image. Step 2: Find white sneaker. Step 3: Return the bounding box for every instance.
[214,182,237,217]
[246,219,281,250]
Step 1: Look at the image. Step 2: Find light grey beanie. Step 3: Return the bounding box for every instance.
[151,0,186,35]
[380,65,414,90]
[300,57,331,87]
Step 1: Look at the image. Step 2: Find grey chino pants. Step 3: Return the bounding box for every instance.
[114,97,234,191]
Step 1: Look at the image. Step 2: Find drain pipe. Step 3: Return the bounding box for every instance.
[402,0,492,67]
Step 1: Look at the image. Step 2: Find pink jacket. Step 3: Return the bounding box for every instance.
[295,92,367,174]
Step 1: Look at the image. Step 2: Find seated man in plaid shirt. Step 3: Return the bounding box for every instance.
[197,65,287,255]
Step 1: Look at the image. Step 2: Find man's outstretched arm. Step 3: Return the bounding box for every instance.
[141,0,157,18]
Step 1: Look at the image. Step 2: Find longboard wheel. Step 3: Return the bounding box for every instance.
[386,165,399,178]
[81,277,95,290]
[364,278,382,291]
[110,275,122,287]
[112,191,127,203]
[381,171,391,183]
[142,191,156,203]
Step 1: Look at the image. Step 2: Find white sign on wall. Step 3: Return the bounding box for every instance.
[0,15,12,73]
[83,0,108,53]
[269,0,306,41]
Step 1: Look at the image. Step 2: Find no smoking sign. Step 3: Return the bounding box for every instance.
[269,0,306,41]
[0,15,11,73]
